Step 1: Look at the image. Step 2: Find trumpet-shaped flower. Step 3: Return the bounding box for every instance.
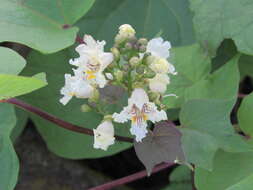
[112,88,167,142]
[146,37,177,76]
[93,120,115,150]
[149,74,170,94]
[146,37,171,59]
[70,35,113,88]
[60,74,94,105]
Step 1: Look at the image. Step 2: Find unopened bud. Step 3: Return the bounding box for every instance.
[111,47,120,61]
[129,36,137,43]
[136,65,145,74]
[115,70,124,82]
[115,34,125,44]
[104,115,113,121]
[129,56,140,67]
[81,104,92,112]
[133,82,146,89]
[144,69,156,78]
[139,45,146,53]
[125,42,132,50]
[149,92,159,102]
[89,89,100,103]
[122,63,130,71]
[138,38,148,45]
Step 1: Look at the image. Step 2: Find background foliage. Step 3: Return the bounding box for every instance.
[1,0,253,189]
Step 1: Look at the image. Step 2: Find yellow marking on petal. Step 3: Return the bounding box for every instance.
[86,70,96,80]
[132,116,137,123]
[69,92,76,96]
[143,114,148,121]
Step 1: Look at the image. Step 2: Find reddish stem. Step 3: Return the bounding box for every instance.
[76,35,84,44]
[88,163,174,190]
[4,98,133,143]
[238,93,247,98]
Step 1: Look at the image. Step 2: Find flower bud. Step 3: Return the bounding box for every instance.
[125,42,132,50]
[81,104,92,112]
[119,24,136,38]
[104,115,113,121]
[136,65,145,74]
[132,82,146,88]
[115,70,124,82]
[89,89,100,103]
[129,56,140,67]
[115,34,125,44]
[144,69,156,78]
[111,47,120,61]
[138,38,148,45]
[139,45,147,53]
[149,92,160,102]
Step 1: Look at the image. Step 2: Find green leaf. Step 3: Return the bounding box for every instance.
[134,122,185,175]
[0,47,26,74]
[163,44,211,108]
[195,150,253,190]
[0,0,95,53]
[11,108,28,142]
[162,166,192,190]
[21,49,132,159]
[0,73,47,100]
[238,55,253,79]
[0,103,19,190]
[180,99,251,170]
[76,0,195,47]
[185,55,240,100]
[238,93,253,137]
[190,0,253,56]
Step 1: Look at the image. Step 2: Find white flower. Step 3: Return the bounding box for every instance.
[93,120,115,151]
[60,74,94,105]
[145,37,177,75]
[149,74,170,94]
[148,57,176,75]
[146,37,171,59]
[71,35,113,88]
[112,88,167,142]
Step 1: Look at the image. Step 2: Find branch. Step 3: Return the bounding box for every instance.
[4,98,133,143]
[88,163,174,190]
[238,93,247,98]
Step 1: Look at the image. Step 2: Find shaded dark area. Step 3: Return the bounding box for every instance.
[15,121,173,190]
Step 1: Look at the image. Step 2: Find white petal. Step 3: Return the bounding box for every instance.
[93,121,115,151]
[168,63,177,75]
[149,74,170,94]
[146,37,171,59]
[130,122,148,142]
[75,80,94,98]
[59,95,72,105]
[100,52,114,71]
[105,73,113,80]
[112,106,131,123]
[128,88,149,109]
[96,73,107,88]
[147,103,168,123]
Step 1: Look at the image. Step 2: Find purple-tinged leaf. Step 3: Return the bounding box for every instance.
[134,122,185,175]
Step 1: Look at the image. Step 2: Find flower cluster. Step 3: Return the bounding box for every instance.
[60,24,177,150]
